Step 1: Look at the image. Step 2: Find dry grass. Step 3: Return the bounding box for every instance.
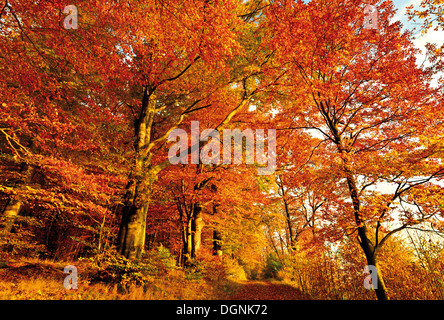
[0,258,240,300]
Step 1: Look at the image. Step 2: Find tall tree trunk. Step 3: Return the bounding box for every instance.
[182,216,193,266]
[213,229,223,256]
[212,203,222,256]
[283,190,295,251]
[180,202,204,265]
[117,87,157,259]
[191,202,204,259]
[176,169,211,266]
[176,182,193,267]
[277,175,295,252]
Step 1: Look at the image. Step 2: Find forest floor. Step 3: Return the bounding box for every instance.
[0,258,311,300]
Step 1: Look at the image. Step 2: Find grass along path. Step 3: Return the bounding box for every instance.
[0,258,311,300]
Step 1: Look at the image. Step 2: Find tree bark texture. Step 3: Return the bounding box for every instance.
[117,87,157,259]
[191,202,204,258]
[213,229,223,256]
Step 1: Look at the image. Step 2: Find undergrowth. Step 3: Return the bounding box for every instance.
[0,246,243,300]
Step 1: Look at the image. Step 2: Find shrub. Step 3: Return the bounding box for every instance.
[143,244,177,274]
[262,253,283,279]
[184,249,226,281]
[84,245,176,289]
[223,256,247,280]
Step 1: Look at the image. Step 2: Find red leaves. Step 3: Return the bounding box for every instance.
[1,1,443,297]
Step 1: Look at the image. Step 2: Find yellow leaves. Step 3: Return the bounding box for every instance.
[243,64,261,76]
[417,11,429,19]
[0,185,14,193]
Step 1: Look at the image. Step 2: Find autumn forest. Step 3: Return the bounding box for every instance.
[1,0,444,302]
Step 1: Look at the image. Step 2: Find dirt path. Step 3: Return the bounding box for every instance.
[228,280,311,300]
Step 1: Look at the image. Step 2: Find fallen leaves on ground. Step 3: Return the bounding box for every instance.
[228,281,311,300]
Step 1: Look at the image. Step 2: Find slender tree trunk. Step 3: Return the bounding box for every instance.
[213,229,223,256]
[182,216,193,266]
[212,204,223,256]
[340,149,389,300]
[284,197,295,251]
[191,202,204,259]
[180,202,204,265]
[176,182,194,267]
[176,169,211,265]
[323,104,390,301]
[277,176,295,251]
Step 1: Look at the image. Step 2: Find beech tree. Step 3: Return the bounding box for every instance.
[0,0,129,257]
[265,0,444,299]
[3,0,444,301]
[0,0,274,260]
[102,0,271,259]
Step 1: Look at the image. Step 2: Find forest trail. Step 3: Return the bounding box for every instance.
[228,280,311,300]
